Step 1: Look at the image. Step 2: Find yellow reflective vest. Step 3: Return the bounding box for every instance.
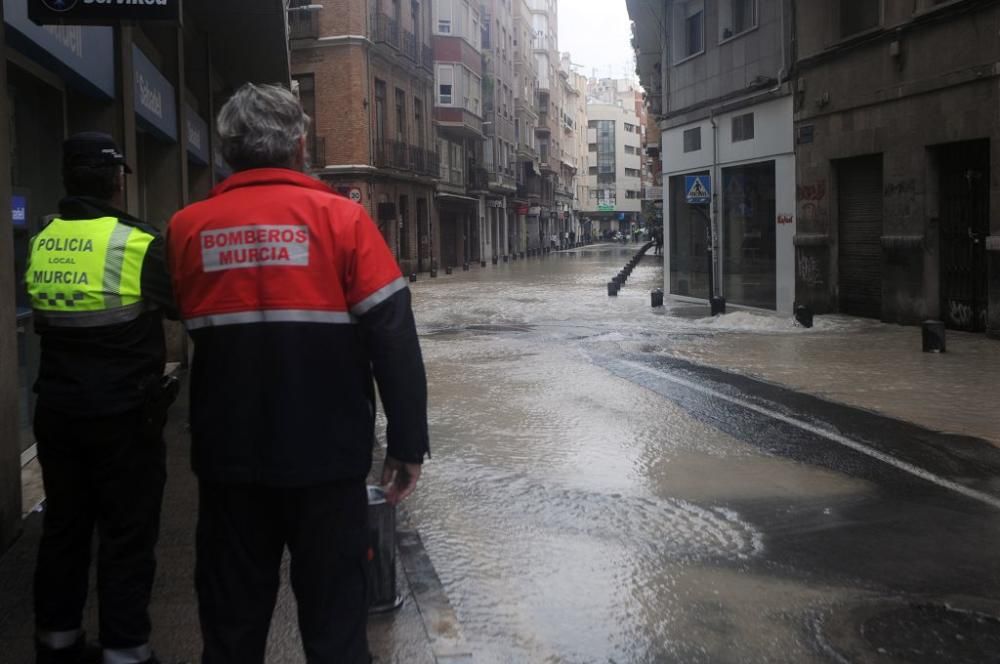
[26,216,156,327]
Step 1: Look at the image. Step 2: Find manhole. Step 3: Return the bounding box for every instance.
[821,599,1000,664]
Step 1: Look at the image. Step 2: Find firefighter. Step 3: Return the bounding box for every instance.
[26,132,177,664]
[167,83,429,663]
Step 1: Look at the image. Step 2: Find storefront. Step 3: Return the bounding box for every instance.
[662,96,795,314]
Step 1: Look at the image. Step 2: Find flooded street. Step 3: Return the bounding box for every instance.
[395,245,1000,663]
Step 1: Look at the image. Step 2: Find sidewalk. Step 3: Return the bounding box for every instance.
[0,376,469,663]
[653,300,1000,446]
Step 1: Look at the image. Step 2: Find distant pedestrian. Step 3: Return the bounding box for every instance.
[167,83,429,664]
[27,133,177,664]
[654,229,664,256]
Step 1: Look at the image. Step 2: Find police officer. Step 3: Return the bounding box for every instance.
[26,133,176,664]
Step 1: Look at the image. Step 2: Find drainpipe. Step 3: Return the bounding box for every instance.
[710,109,719,300]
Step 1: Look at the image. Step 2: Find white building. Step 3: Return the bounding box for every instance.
[583,100,643,235]
[630,0,795,314]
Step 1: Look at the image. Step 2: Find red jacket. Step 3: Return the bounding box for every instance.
[168,169,428,486]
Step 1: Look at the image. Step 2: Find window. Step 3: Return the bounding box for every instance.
[395,88,407,142]
[840,0,880,38]
[589,166,598,175]
[437,65,454,105]
[414,97,424,148]
[437,0,452,33]
[374,79,387,143]
[625,168,641,178]
[683,127,701,152]
[625,145,636,155]
[588,143,597,152]
[719,0,757,40]
[731,113,754,142]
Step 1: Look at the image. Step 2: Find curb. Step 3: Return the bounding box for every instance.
[396,507,473,663]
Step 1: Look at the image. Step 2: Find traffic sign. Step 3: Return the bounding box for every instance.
[685,175,711,205]
[348,187,363,204]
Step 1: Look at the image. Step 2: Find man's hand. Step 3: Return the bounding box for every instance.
[381,456,422,506]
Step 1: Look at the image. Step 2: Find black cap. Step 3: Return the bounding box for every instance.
[63,132,133,174]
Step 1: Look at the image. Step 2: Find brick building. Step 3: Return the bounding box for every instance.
[291,0,440,275]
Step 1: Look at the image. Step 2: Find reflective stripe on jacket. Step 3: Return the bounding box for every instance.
[27,216,156,327]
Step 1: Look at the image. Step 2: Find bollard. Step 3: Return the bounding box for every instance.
[710,296,726,316]
[922,320,947,353]
[430,268,438,278]
[409,273,417,283]
[492,256,498,265]
[463,262,470,271]
[366,486,403,613]
[503,255,509,263]
[608,281,619,296]
[651,288,664,308]
[445,266,453,275]
[794,305,814,329]
[480,260,486,268]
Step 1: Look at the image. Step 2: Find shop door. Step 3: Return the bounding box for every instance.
[440,209,458,268]
[938,140,990,332]
[417,198,429,271]
[837,155,884,318]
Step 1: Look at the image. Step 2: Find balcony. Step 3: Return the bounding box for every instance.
[401,29,418,62]
[372,13,400,50]
[486,167,517,192]
[484,115,515,144]
[434,106,483,138]
[374,139,440,177]
[289,9,320,41]
[516,178,541,200]
[469,167,489,192]
[422,44,434,71]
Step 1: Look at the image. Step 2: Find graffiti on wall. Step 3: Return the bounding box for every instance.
[797,253,824,288]
[796,181,827,202]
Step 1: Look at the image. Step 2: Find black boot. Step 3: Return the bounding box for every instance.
[35,635,101,664]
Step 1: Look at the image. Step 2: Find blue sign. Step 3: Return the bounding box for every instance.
[185,105,210,166]
[685,174,711,205]
[11,195,27,228]
[133,45,177,141]
[214,145,232,180]
[3,0,114,98]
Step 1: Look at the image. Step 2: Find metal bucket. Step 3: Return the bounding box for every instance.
[366,486,403,613]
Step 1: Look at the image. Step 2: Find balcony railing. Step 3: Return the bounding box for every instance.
[402,30,418,62]
[374,138,439,177]
[516,178,541,199]
[289,10,320,41]
[469,167,489,191]
[488,169,516,191]
[372,13,400,50]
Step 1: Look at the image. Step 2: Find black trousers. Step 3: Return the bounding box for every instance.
[195,480,369,664]
[33,404,167,649]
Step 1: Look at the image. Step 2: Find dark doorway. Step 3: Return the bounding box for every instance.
[399,195,409,261]
[417,198,429,271]
[837,154,884,319]
[937,140,990,332]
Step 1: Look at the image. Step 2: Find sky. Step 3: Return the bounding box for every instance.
[558,0,637,81]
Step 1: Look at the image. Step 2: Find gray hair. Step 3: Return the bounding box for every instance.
[217,83,310,171]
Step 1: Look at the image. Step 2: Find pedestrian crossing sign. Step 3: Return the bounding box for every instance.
[685,175,711,205]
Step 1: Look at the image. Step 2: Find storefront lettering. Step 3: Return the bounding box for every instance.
[138,73,163,119]
[41,25,84,59]
[83,0,169,5]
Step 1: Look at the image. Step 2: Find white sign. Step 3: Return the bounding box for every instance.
[348,188,363,204]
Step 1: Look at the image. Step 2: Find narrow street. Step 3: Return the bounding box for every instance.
[398,244,1000,663]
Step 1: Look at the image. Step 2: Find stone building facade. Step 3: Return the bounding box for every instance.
[794,0,999,336]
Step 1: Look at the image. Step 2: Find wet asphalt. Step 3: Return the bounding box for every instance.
[399,243,1000,663]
